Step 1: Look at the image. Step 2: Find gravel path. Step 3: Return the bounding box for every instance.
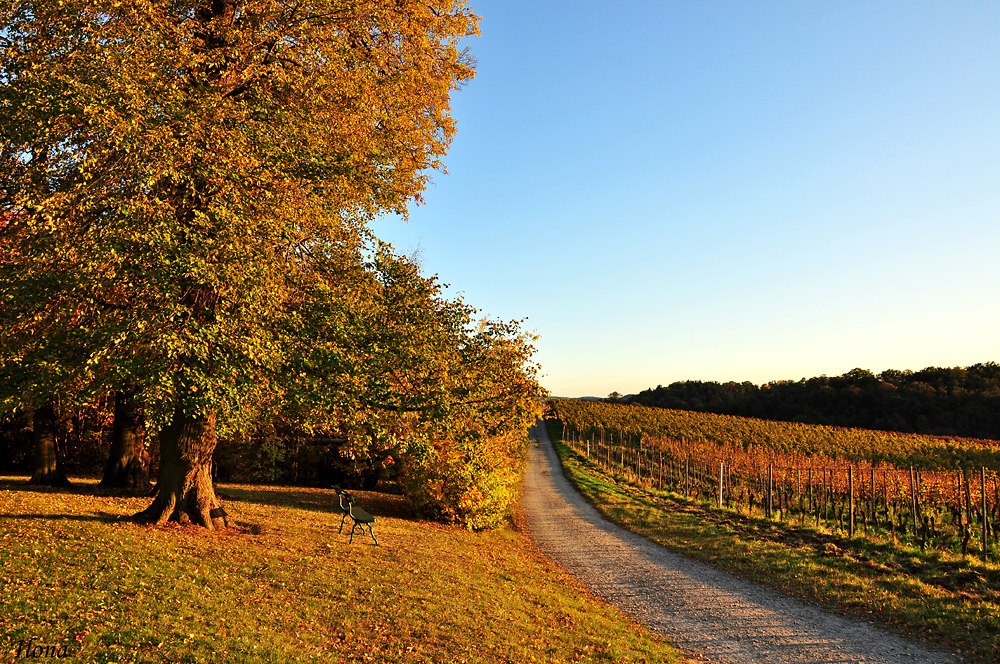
[522,420,961,664]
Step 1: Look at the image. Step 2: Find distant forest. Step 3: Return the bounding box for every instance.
[625,363,1000,441]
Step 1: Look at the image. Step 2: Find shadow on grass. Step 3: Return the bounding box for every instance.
[0,477,95,496]
[0,477,152,499]
[218,484,415,520]
[0,511,122,523]
[1,475,420,524]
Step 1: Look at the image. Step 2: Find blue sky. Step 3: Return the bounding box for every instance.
[374,1,1000,398]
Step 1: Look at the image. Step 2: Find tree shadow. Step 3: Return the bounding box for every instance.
[0,477,95,496]
[219,484,415,520]
[0,511,122,523]
[1,476,420,525]
[0,476,153,499]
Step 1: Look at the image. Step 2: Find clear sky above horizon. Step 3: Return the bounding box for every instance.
[374,1,1000,398]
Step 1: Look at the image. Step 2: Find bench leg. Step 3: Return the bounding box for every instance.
[339,512,347,534]
[346,520,378,546]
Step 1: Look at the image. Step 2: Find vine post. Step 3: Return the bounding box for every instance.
[807,467,813,515]
[658,449,663,490]
[869,465,876,535]
[716,463,722,508]
[956,470,966,555]
[849,465,855,537]
[963,467,974,557]
[771,465,777,519]
[823,467,828,524]
[982,467,989,560]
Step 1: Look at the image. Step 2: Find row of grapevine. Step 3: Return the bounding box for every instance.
[551,399,1000,469]
[551,400,1000,558]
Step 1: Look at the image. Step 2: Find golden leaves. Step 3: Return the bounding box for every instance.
[0,0,480,417]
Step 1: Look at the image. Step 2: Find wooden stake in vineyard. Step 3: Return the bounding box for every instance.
[658,449,663,491]
[869,465,875,534]
[807,467,813,514]
[982,467,989,560]
[955,469,966,555]
[963,467,974,557]
[849,466,855,537]
[767,465,773,519]
[718,463,724,509]
[822,467,828,524]
[795,467,800,514]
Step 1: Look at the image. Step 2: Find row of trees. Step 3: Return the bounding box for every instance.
[627,364,1000,440]
[1,1,542,530]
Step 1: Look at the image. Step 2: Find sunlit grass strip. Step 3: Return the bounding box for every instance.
[547,423,1000,664]
[0,477,687,663]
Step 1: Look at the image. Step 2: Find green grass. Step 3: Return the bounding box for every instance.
[0,476,688,663]
[546,420,1000,664]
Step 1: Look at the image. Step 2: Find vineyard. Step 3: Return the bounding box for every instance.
[550,399,1000,558]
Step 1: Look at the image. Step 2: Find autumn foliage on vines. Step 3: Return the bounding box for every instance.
[552,399,1000,470]
[552,399,1000,555]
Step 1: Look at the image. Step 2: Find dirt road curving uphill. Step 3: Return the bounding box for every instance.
[521,420,960,664]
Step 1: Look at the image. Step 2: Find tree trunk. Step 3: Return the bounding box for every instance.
[134,407,228,529]
[29,402,71,487]
[99,390,152,493]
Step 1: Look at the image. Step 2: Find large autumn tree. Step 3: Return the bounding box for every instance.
[0,0,478,528]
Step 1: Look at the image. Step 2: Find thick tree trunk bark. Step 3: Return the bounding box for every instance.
[99,390,152,493]
[134,407,228,529]
[29,402,71,487]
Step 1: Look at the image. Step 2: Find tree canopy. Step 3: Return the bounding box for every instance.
[1,1,543,529]
[2,0,478,421]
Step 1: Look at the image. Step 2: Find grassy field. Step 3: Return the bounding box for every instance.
[0,475,688,664]
[546,420,1000,664]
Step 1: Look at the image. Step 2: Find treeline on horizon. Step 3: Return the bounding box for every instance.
[623,363,1000,441]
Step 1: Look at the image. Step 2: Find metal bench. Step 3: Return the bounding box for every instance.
[333,486,379,546]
